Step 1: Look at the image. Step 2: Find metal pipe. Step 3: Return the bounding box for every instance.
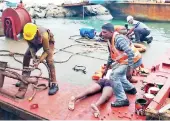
[0,70,5,88]
[0,88,16,99]
[0,71,37,84]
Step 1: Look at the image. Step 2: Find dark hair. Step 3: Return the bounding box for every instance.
[102,23,114,32]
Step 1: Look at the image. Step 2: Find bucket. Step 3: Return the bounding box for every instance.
[143,83,155,93]
[135,98,147,116]
[143,93,155,105]
[148,87,160,95]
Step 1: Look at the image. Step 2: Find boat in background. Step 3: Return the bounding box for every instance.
[103,0,170,22]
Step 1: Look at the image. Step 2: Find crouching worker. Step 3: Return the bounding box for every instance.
[101,23,142,107]
[68,70,113,118]
[126,15,153,44]
[15,23,59,99]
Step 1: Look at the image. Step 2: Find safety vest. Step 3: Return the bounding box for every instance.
[114,25,126,32]
[108,32,141,65]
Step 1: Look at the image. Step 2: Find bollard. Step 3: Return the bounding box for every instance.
[2,8,31,40]
[0,61,7,88]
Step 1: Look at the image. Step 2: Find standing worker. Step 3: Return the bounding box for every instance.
[101,23,142,107]
[99,24,139,83]
[15,23,59,99]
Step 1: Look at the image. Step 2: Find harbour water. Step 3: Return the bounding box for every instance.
[0,15,170,86]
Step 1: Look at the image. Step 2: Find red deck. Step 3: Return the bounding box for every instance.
[0,49,170,120]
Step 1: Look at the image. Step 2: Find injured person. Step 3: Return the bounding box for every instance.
[68,70,113,118]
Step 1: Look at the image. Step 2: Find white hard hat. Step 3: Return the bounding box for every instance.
[127,15,133,22]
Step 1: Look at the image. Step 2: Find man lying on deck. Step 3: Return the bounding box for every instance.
[68,70,113,118]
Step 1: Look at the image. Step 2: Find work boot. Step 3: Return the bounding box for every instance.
[146,36,153,44]
[125,88,137,95]
[111,99,129,107]
[48,83,59,95]
[47,59,59,95]
[15,71,31,87]
[15,76,36,87]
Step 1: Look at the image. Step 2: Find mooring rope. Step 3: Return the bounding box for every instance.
[0,37,108,100]
[0,39,107,79]
[0,36,108,84]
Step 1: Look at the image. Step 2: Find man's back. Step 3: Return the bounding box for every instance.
[133,20,150,30]
[114,34,130,50]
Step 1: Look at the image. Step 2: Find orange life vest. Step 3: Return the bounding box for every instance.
[108,32,141,65]
[114,25,126,32]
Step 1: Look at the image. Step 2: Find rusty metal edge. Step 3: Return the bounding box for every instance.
[145,108,170,120]
[0,99,48,120]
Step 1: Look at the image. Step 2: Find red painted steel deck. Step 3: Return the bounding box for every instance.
[0,49,170,120]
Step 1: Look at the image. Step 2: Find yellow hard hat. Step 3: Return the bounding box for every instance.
[23,23,37,41]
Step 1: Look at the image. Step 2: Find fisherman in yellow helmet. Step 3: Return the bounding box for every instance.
[15,23,59,99]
